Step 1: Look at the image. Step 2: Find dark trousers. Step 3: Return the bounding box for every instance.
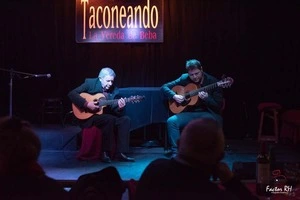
[81,114,131,153]
[167,111,222,149]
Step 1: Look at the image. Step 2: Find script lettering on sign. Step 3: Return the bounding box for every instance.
[76,0,164,43]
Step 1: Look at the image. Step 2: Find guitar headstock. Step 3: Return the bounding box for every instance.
[127,95,145,103]
[217,77,234,88]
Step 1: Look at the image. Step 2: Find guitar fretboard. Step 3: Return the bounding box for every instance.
[185,82,219,98]
[98,98,133,107]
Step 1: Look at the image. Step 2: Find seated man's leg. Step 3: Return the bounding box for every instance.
[167,113,197,149]
[166,111,217,156]
[115,116,135,162]
[115,116,131,153]
[92,114,116,162]
[116,116,135,162]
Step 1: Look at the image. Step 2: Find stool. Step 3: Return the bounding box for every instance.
[280,109,300,145]
[77,126,103,160]
[257,102,282,143]
[41,98,64,125]
[77,126,117,161]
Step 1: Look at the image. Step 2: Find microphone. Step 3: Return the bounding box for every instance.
[34,74,51,78]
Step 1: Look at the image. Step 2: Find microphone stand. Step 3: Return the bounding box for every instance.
[0,67,37,117]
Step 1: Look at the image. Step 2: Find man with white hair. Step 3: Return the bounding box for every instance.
[68,67,135,163]
[135,118,258,200]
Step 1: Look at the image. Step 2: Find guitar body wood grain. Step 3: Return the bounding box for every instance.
[169,83,199,114]
[72,93,105,120]
[168,77,234,114]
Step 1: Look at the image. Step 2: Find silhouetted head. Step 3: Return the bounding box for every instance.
[0,116,41,174]
[176,118,225,167]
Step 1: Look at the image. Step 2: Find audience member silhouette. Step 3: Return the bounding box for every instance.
[0,116,69,200]
[69,166,125,200]
[135,118,259,200]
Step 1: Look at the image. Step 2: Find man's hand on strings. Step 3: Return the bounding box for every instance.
[118,98,126,109]
[173,94,185,103]
[198,91,208,100]
[86,101,99,111]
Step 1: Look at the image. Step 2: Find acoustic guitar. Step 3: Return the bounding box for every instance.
[72,93,145,120]
[169,77,234,114]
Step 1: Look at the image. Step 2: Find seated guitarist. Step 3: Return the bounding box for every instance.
[161,59,224,157]
[68,67,135,163]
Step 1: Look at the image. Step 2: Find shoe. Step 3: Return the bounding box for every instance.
[117,153,135,162]
[164,148,177,158]
[102,152,111,163]
[164,149,173,156]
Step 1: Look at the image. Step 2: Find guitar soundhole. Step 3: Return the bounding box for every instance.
[97,97,107,106]
[92,98,99,105]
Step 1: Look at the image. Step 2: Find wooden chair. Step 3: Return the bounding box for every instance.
[257,102,282,143]
[280,109,300,144]
[41,98,64,126]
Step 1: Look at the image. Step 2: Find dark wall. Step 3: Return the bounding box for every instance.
[1,0,299,138]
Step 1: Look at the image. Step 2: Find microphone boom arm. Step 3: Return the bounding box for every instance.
[0,67,51,117]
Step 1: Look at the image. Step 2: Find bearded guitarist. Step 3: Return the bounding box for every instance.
[68,67,135,163]
[161,59,233,157]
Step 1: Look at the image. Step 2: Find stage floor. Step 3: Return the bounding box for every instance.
[34,125,300,182]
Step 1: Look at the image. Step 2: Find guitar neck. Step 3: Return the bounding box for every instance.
[185,82,219,98]
[99,98,131,106]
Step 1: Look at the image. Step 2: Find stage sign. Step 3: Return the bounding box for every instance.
[76,0,164,43]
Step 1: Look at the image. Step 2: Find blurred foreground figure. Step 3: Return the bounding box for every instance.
[135,118,258,200]
[0,116,68,200]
